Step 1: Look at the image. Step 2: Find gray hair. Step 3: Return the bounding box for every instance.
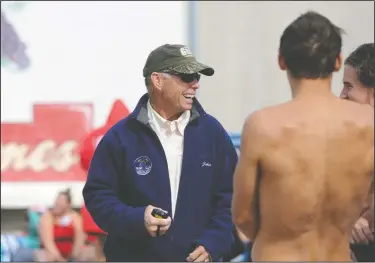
[144,72,172,92]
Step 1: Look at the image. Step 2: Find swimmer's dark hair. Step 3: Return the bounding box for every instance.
[345,43,375,88]
[279,11,344,79]
[59,188,72,204]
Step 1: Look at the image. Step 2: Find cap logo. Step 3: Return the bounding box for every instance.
[180,47,193,57]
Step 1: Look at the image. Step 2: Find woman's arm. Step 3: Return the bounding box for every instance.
[71,212,86,259]
[38,212,63,259]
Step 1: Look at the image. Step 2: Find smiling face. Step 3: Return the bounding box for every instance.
[340,43,375,107]
[150,72,201,119]
[341,65,374,106]
[163,73,200,111]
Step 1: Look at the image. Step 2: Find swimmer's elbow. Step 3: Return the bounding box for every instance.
[235,222,256,242]
[233,214,255,241]
[232,203,252,228]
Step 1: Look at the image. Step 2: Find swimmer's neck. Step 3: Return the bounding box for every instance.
[289,76,333,99]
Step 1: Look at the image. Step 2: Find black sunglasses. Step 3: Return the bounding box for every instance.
[175,73,201,83]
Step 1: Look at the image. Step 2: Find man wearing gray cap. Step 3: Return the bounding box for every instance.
[83,44,237,262]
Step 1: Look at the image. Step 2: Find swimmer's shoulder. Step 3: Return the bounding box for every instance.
[338,100,373,144]
[244,103,290,128]
[241,110,267,143]
[243,108,269,133]
[242,106,285,141]
[340,99,373,127]
[356,104,374,127]
[355,104,374,144]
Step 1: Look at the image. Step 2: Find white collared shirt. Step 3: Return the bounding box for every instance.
[147,101,190,218]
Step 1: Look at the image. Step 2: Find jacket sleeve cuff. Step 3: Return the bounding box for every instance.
[192,237,218,261]
[126,206,148,238]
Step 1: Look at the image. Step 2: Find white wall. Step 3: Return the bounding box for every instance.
[1,1,188,208]
[195,1,374,132]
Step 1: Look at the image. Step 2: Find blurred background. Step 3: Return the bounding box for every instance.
[1,0,373,237]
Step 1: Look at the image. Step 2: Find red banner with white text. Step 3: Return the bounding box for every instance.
[1,103,93,182]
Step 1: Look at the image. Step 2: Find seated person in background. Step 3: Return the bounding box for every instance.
[23,206,46,249]
[1,234,26,262]
[35,189,92,261]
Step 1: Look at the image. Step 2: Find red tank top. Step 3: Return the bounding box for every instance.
[53,215,74,258]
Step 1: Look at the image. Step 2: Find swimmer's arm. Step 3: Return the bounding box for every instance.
[38,212,62,257]
[71,212,85,259]
[232,113,262,241]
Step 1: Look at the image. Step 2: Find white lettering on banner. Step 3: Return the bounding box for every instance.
[1,140,79,173]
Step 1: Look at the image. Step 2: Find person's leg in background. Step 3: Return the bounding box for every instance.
[72,245,96,261]
[95,234,106,261]
[32,249,52,262]
[73,234,106,261]
[12,248,37,262]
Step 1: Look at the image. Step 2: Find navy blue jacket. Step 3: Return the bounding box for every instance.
[83,94,238,261]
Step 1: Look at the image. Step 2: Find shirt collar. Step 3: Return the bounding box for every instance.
[147,100,190,136]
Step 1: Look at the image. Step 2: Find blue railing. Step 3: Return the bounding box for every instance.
[229,132,241,154]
